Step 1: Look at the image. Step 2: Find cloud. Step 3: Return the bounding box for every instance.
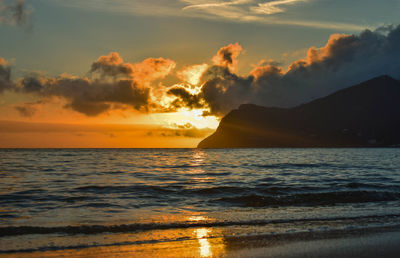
[180,0,366,30]
[200,65,254,115]
[214,25,400,113]
[212,42,243,71]
[172,25,400,115]
[182,0,308,18]
[90,52,176,84]
[89,52,134,79]
[0,0,32,27]
[131,57,176,85]
[0,52,177,116]
[14,102,36,117]
[182,0,249,11]
[176,63,208,86]
[149,123,214,138]
[251,0,307,15]
[2,25,400,119]
[0,57,12,93]
[13,100,44,117]
[250,60,284,79]
[167,86,204,109]
[17,74,151,116]
[52,0,366,31]
[0,53,177,117]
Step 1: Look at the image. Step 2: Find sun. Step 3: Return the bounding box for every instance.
[150,108,219,129]
[146,63,219,130]
[177,63,209,87]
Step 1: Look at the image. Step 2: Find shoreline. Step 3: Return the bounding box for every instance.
[2,226,400,257]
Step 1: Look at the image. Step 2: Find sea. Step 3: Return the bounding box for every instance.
[1,148,400,255]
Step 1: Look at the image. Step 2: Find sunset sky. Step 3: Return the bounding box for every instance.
[1,0,400,147]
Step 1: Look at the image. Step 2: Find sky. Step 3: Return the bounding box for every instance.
[0,0,400,147]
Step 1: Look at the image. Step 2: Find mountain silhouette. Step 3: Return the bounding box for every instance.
[198,75,400,148]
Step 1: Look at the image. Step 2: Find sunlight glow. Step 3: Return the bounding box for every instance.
[179,109,219,129]
[177,63,209,87]
[151,109,219,129]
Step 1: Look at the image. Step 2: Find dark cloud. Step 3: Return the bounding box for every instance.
[89,52,134,78]
[199,66,253,115]
[0,52,179,116]
[19,75,42,93]
[14,104,35,117]
[249,25,400,108]
[0,58,12,93]
[0,53,175,116]
[18,75,150,116]
[167,86,203,109]
[13,100,46,117]
[0,0,31,27]
[194,25,400,115]
[167,65,255,116]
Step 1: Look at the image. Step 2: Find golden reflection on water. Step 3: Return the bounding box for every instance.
[188,215,207,222]
[196,228,212,257]
[5,224,227,258]
[187,149,215,184]
[191,149,206,167]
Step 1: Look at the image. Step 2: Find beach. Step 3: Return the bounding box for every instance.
[2,227,400,257]
[1,148,400,257]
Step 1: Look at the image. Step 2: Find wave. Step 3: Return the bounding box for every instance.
[66,185,400,196]
[253,162,395,171]
[74,185,179,194]
[215,191,400,207]
[1,213,400,237]
[102,162,388,171]
[2,184,400,209]
[255,163,336,169]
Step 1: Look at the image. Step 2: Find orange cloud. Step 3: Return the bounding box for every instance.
[90,52,176,85]
[7,52,179,116]
[212,43,242,71]
[250,60,284,79]
[132,57,176,84]
[148,125,213,138]
[90,52,134,78]
[288,33,358,70]
[176,63,208,86]
[0,57,7,65]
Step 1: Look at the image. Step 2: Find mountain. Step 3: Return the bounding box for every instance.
[198,75,400,148]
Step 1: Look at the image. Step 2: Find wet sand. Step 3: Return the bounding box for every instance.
[2,228,400,257]
[228,231,400,258]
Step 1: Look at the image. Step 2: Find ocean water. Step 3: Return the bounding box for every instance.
[1,148,400,255]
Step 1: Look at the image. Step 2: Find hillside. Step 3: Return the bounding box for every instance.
[198,75,400,148]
